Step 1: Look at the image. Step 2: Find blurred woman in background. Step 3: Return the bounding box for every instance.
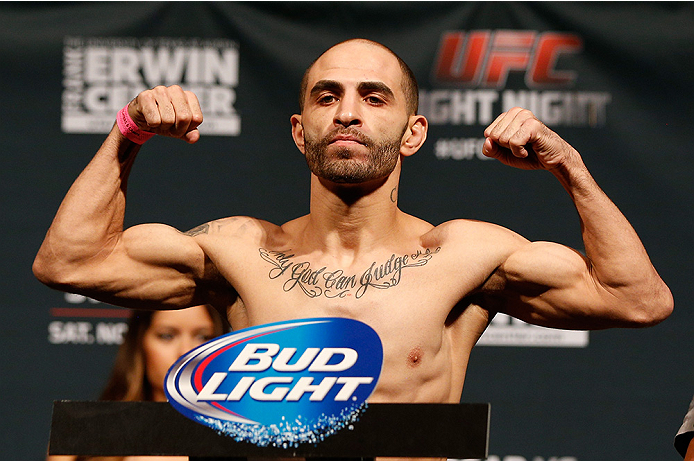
[47,305,229,461]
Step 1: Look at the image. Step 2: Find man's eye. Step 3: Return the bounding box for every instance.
[319,95,336,104]
[366,96,385,105]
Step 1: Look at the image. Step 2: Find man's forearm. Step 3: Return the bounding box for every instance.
[33,125,141,284]
[551,157,673,321]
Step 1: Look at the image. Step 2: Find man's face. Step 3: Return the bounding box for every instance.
[295,41,411,184]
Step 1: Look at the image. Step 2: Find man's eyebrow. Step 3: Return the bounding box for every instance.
[309,80,344,97]
[309,79,395,100]
[357,81,395,99]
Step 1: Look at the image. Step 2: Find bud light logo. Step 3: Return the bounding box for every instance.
[165,317,383,447]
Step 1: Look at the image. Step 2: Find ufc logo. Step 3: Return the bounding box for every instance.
[434,30,583,88]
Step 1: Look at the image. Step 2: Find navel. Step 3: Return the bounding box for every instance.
[407,345,423,367]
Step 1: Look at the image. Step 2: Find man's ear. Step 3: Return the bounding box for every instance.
[290,114,305,154]
[400,115,428,157]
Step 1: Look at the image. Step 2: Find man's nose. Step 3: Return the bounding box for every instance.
[334,95,362,127]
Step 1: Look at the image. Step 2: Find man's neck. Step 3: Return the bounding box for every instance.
[302,173,403,258]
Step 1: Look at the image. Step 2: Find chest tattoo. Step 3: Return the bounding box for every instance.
[258,247,441,299]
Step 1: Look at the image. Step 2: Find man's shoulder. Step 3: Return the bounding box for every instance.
[190,216,285,242]
[428,218,525,243]
[423,219,530,268]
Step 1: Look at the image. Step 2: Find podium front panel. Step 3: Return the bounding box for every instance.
[49,401,490,458]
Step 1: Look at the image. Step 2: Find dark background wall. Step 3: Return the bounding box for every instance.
[1,2,692,460]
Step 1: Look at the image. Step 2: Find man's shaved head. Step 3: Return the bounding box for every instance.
[299,39,419,115]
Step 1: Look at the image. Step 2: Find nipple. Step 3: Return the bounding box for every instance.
[407,346,423,367]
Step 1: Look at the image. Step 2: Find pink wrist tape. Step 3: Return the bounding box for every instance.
[117,105,155,144]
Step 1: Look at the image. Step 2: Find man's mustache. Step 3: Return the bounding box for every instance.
[325,127,373,147]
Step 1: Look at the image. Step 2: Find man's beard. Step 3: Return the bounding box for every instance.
[303,125,406,184]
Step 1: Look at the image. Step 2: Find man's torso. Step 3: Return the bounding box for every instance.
[193,215,522,403]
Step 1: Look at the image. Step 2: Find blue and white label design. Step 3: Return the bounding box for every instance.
[165,317,383,447]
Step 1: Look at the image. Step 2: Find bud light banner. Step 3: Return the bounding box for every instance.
[165,318,383,447]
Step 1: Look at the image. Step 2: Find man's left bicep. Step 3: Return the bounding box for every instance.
[493,241,618,329]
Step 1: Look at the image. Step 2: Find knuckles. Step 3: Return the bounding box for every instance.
[133,85,202,138]
[487,107,545,147]
[483,107,575,168]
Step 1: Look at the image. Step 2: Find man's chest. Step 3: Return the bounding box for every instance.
[254,246,444,299]
[213,242,492,327]
[209,240,494,395]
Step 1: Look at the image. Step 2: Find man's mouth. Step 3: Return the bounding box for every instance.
[329,132,367,146]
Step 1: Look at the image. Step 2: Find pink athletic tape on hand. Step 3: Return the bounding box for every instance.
[117,105,155,144]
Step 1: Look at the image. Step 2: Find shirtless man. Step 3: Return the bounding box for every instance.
[33,39,672,408]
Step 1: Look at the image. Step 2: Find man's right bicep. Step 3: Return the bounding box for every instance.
[82,223,207,308]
